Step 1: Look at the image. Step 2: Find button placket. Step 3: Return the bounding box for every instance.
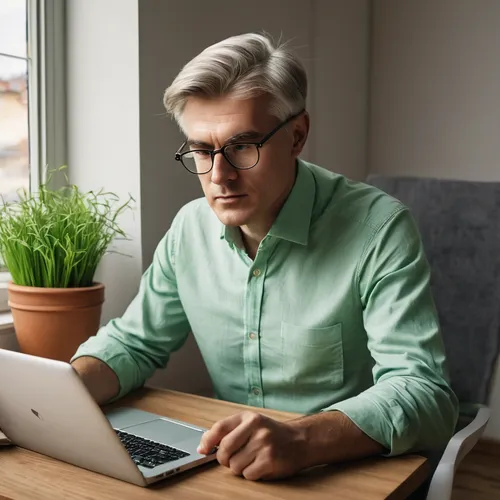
[243,255,268,407]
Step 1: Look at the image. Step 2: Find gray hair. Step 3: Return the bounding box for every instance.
[163,33,307,126]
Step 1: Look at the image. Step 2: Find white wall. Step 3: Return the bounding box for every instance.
[137,0,370,394]
[369,0,500,439]
[369,0,500,181]
[66,0,143,324]
[311,0,370,180]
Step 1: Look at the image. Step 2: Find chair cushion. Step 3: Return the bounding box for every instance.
[366,174,500,405]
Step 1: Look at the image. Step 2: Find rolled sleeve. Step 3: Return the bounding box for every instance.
[323,208,459,456]
[71,215,191,400]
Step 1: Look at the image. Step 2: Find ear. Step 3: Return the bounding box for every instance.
[291,112,310,157]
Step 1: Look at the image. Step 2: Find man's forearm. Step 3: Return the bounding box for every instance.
[71,356,120,405]
[289,410,385,469]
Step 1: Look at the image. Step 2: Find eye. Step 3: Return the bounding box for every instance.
[191,150,211,158]
[232,144,250,152]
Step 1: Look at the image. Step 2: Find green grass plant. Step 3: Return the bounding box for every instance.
[0,169,133,288]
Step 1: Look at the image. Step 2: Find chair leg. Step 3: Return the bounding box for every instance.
[407,449,444,499]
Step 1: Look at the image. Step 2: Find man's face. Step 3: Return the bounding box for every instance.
[179,95,308,229]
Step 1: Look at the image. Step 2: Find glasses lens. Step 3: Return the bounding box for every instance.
[225,144,259,169]
[181,150,212,174]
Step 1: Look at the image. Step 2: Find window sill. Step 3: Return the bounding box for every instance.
[0,312,14,332]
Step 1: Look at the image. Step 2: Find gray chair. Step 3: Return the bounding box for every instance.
[366,174,500,500]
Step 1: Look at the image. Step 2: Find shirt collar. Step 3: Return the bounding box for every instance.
[220,159,316,247]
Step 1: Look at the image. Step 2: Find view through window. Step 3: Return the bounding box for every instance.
[0,0,29,274]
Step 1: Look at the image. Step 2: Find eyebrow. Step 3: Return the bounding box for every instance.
[185,130,263,149]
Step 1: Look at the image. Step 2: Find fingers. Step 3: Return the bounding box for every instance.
[216,418,254,467]
[198,411,282,482]
[229,450,257,478]
[230,446,274,481]
[241,458,268,481]
[197,412,248,455]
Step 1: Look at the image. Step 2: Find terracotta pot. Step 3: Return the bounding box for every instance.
[7,282,104,362]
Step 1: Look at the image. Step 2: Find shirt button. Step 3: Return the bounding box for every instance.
[251,387,260,396]
[252,268,261,277]
[249,332,257,340]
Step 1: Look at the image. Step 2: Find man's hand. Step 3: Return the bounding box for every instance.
[198,409,385,482]
[197,411,308,481]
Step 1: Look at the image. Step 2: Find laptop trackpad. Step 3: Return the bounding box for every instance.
[126,419,202,446]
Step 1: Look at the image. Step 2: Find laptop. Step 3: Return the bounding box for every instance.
[0,349,217,486]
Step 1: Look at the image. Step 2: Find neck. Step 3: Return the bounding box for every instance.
[239,161,299,259]
[239,225,268,260]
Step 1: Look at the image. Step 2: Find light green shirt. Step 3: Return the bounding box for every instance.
[72,159,458,456]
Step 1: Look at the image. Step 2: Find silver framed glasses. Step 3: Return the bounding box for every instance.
[174,109,305,175]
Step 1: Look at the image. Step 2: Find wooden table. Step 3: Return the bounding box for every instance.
[0,388,429,499]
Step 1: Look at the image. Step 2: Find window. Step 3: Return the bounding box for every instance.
[0,0,66,312]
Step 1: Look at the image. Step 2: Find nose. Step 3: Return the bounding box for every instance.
[210,151,238,185]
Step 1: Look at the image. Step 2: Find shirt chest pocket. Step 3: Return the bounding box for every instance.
[280,321,344,390]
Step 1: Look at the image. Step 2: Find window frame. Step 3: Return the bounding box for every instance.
[0,0,66,311]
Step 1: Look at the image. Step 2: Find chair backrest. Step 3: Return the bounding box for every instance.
[425,407,491,500]
[366,174,500,405]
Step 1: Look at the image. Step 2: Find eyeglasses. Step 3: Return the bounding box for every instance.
[174,109,305,175]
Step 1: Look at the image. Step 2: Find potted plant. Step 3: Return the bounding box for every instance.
[0,168,133,362]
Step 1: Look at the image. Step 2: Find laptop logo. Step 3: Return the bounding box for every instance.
[31,409,43,420]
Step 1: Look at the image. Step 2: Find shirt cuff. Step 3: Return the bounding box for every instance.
[321,394,409,456]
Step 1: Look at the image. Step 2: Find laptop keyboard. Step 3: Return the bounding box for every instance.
[115,429,190,469]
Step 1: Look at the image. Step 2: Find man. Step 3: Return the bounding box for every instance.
[71,33,458,481]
